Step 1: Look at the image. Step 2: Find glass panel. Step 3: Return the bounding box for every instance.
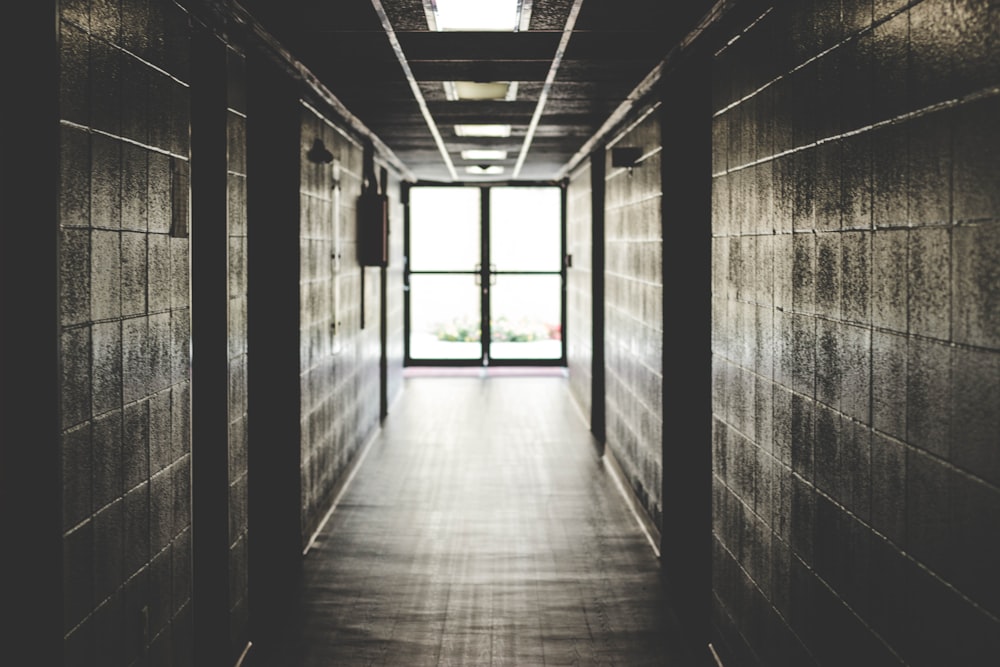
[409,187,480,271]
[490,187,561,272]
[489,274,562,360]
[409,274,482,360]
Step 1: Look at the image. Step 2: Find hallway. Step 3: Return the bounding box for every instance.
[247,373,697,666]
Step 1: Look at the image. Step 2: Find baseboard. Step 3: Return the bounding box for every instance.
[602,444,662,558]
[302,426,381,555]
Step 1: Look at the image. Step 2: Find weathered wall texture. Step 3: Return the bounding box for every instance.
[567,161,594,420]
[225,43,250,654]
[710,0,1000,664]
[604,111,664,530]
[298,106,385,544]
[59,1,195,664]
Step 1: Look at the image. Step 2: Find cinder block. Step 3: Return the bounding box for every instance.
[62,424,93,531]
[123,400,149,490]
[872,331,908,440]
[871,11,909,123]
[815,233,841,318]
[953,222,1000,348]
[91,229,121,320]
[871,228,908,332]
[950,346,1000,486]
[906,448,953,575]
[121,144,149,231]
[121,232,148,317]
[790,475,817,562]
[147,152,172,234]
[172,528,192,615]
[60,21,90,126]
[907,111,952,227]
[92,320,122,416]
[841,231,871,324]
[908,0,959,110]
[791,314,816,398]
[871,432,907,545]
[124,482,150,578]
[89,37,122,136]
[907,337,951,459]
[171,382,191,460]
[93,500,125,603]
[792,233,816,314]
[816,319,842,407]
[121,54,150,147]
[948,469,1000,617]
[872,122,908,229]
[61,228,91,326]
[64,522,94,633]
[149,468,174,555]
[953,97,1000,223]
[791,393,815,482]
[841,323,872,424]
[149,389,172,474]
[122,316,150,405]
[907,226,951,339]
[92,409,123,510]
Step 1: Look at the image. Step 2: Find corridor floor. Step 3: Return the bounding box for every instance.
[246,372,697,666]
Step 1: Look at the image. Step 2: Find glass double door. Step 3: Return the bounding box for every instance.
[406,185,564,365]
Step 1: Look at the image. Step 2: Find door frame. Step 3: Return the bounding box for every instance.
[403,181,567,367]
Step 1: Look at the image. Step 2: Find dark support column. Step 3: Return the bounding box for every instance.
[379,167,389,421]
[660,54,714,661]
[590,150,607,446]
[190,25,232,666]
[246,52,303,643]
[0,3,61,663]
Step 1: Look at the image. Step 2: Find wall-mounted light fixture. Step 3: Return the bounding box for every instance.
[307,138,334,164]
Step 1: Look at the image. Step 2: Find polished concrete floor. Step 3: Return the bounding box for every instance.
[246,372,697,666]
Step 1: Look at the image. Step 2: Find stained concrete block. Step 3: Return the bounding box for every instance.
[907,226,951,340]
[953,96,1000,222]
[907,337,951,459]
[952,221,1000,349]
[950,346,1000,486]
[872,228,908,332]
[92,409,123,510]
[62,327,92,429]
[62,424,93,531]
[124,482,150,578]
[91,229,121,320]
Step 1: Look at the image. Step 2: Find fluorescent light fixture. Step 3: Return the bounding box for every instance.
[444,81,516,101]
[466,165,505,175]
[455,124,512,137]
[461,149,508,160]
[432,0,519,31]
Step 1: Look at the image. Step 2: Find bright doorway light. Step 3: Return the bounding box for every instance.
[432,0,520,31]
[462,149,508,160]
[455,124,512,137]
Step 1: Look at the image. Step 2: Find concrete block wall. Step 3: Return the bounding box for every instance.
[567,161,594,419]
[58,1,194,664]
[298,105,383,544]
[604,111,665,530]
[225,43,250,653]
[710,0,1000,664]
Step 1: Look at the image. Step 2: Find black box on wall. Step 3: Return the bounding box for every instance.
[357,191,388,267]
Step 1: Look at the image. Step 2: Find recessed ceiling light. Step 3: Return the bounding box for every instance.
[461,150,508,160]
[444,81,515,101]
[455,124,512,137]
[466,165,505,175]
[432,0,520,31]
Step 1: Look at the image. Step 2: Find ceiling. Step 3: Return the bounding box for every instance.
[237,0,716,183]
